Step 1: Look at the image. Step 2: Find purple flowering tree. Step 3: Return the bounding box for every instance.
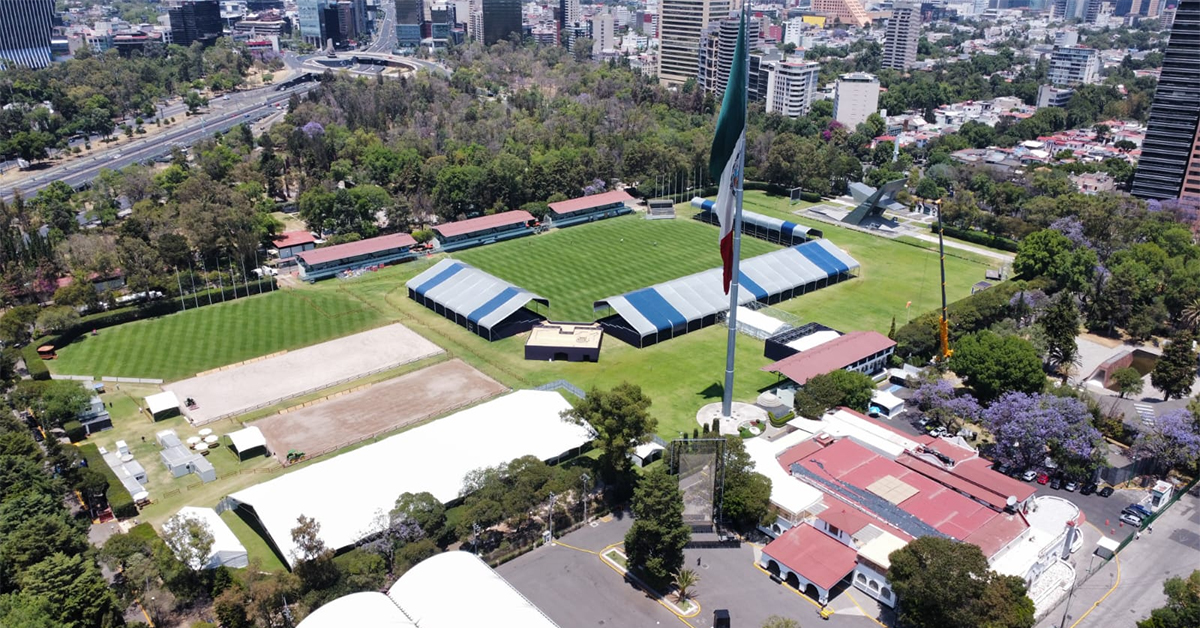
[981,392,1102,473]
[1049,216,1092,251]
[1130,409,1200,471]
[911,379,981,432]
[301,121,325,138]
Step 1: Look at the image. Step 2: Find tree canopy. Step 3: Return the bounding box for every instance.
[560,383,656,490]
[624,466,691,591]
[949,331,1045,402]
[793,369,876,418]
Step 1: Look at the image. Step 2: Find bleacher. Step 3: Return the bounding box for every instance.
[646,199,676,220]
[691,198,822,245]
[546,189,635,228]
[297,233,418,282]
[432,210,536,252]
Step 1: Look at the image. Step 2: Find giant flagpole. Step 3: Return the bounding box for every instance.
[721,3,750,419]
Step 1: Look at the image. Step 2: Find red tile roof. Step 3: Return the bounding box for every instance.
[778,439,826,470]
[818,507,872,536]
[433,210,534,238]
[762,524,858,590]
[273,231,316,248]
[547,189,634,215]
[951,457,1037,503]
[297,233,417,266]
[762,332,896,385]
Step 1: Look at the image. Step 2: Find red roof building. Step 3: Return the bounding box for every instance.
[547,189,634,216]
[763,331,896,385]
[433,211,535,239]
[296,233,418,281]
[761,524,858,595]
[273,231,316,249]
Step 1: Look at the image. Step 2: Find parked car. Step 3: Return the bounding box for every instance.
[1050,477,1063,490]
[1080,483,1097,495]
[1022,469,1039,482]
[1065,480,1079,492]
[1098,486,1114,498]
[1120,512,1143,527]
[1129,504,1153,518]
[1037,473,1050,485]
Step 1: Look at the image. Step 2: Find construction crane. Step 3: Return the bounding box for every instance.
[934,198,953,362]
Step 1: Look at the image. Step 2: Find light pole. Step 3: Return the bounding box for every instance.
[472,522,481,556]
[581,473,591,524]
[548,492,557,543]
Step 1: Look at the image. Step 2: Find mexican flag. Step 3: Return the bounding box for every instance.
[709,10,748,295]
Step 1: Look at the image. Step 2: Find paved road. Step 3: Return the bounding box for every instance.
[0,82,316,202]
[1039,491,1200,628]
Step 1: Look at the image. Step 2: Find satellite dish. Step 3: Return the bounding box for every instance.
[1006,496,1018,508]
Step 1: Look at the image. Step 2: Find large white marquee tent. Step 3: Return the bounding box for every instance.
[228,390,591,566]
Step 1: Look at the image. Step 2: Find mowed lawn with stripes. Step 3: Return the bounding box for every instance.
[453,215,780,322]
[49,288,386,381]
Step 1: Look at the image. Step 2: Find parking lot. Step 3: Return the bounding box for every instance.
[498,514,886,628]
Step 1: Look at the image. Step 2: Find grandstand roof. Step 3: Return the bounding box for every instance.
[406,259,548,331]
[272,231,316,248]
[595,239,858,342]
[433,210,534,238]
[298,233,417,266]
[763,331,896,385]
[741,209,817,239]
[229,391,591,566]
[548,189,634,215]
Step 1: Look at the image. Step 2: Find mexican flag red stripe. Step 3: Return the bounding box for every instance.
[708,11,747,295]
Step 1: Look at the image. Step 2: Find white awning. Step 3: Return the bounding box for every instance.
[227,426,266,453]
[145,391,179,416]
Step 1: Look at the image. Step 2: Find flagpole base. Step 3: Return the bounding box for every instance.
[696,402,769,437]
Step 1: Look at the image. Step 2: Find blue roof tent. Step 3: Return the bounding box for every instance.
[406,259,550,341]
[691,198,823,243]
[594,239,859,348]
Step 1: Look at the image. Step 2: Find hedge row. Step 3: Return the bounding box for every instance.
[63,420,86,443]
[930,223,1020,253]
[21,345,50,380]
[769,411,796,429]
[26,278,278,376]
[78,443,138,519]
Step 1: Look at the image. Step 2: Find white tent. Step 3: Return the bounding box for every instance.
[173,507,249,569]
[298,552,560,628]
[227,426,268,460]
[145,391,181,420]
[870,389,906,419]
[230,390,592,566]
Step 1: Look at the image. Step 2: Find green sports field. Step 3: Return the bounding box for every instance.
[453,215,779,322]
[49,288,387,381]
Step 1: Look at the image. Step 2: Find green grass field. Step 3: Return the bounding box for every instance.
[453,215,779,322]
[50,288,386,381]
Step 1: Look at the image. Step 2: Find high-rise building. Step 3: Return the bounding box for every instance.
[881,1,919,71]
[1132,0,1200,200]
[480,0,520,44]
[765,60,821,118]
[591,10,614,56]
[697,13,760,98]
[558,0,579,43]
[298,0,326,45]
[1048,45,1100,85]
[469,8,483,42]
[658,0,731,86]
[783,16,805,46]
[396,0,424,46]
[811,0,871,27]
[169,0,223,47]
[0,0,53,68]
[833,72,880,129]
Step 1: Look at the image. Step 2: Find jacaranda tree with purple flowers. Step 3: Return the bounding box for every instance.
[911,379,981,432]
[1130,409,1200,471]
[981,392,1102,474]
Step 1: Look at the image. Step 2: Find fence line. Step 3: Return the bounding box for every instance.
[51,374,164,384]
[195,350,289,377]
[534,379,586,399]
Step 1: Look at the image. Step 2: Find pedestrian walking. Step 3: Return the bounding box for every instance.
[1136,531,1142,540]
[1148,525,1154,534]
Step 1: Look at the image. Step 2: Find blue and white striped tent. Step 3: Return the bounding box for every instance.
[692,198,823,244]
[593,239,859,348]
[407,259,550,341]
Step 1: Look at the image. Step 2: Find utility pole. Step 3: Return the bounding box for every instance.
[581,473,591,524]
[472,522,481,556]
[547,492,557,543]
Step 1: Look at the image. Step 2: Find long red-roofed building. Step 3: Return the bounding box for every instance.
[432,210,536,252]
[297,233,418,281]
[546,189,634,227]
[763,331,896,385]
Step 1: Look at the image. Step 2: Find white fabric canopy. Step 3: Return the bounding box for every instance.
[173,507,248,569]
[227,426,267,453]
[145,391,179,416]
[230,390,592,566]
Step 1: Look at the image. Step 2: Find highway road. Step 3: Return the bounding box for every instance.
[0,1,450,201]
[0,82,316,202]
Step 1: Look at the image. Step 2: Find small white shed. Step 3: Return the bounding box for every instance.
[156,429,181,448]
[161,446,200,478]
[146,391,181,421]
[630,441,665,467]
[869,390,906,419]
[190,456,217,483]
[174,507,249,569]
[227,426,269,461]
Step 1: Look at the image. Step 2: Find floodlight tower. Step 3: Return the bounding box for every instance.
[934,198,952,362]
